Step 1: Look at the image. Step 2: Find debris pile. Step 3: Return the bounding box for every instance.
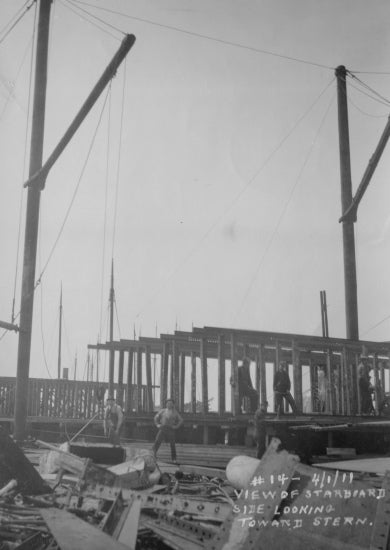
[0,428,388,550]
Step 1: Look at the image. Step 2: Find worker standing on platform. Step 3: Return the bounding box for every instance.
[274,362,298,417]
[152,398,183,464]
[358,357,374,414]
[104,395,124,446]
[232,357,259,413]
[254,401,268,459]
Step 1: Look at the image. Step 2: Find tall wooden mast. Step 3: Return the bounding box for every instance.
[14,0,52,441]
[335,65,359,341]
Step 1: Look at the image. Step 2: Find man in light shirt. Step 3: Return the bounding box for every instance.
[104,395,124,446]
[152,398,183,464]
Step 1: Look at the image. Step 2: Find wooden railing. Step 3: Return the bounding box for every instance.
[0,378,153,420]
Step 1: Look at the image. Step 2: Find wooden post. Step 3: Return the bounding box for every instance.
[179,352,185,412]
[373,353,379,415]
[171,340,179,404]
[14,0,52,441]
[136,348,142,412]
[308,355,315,412]
[145,346,153,412]
[126,349,133,412]
[200,338,208,414]
[230,333,239,416]
[161,343,169,407]
[191,351,197,413]
[259,344,267,407]
[380,360,385,393]
[326,349,334,413]
[218,334,226,414]
[117,351,124,407]
[292,341,302,411]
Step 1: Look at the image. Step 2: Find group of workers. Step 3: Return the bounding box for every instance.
[102,354,381,463]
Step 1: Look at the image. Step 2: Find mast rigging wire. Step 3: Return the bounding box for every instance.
[69,0,333,70]
[232,93,336,324]
[98,84,112,342]
[60,0,121,41]
[131,78,335,323]
[0,0,35,46]
[35,85,111,288]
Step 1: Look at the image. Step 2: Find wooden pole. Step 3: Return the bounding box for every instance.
[335,65,359,340]
[200,338,208,414]
[14,0,52,441]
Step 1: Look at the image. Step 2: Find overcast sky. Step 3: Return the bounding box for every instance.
[0,0,390,382]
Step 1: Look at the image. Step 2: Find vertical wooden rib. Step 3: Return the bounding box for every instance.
[179,352,185,412]
[218,334,226,414]
[292,341,302,411]
[145,345,153,412]
[161,342,169,407]
[136,348,142,412]
[259,344,267,407]
[200,338,208,414]
[126,349,133,413]
[191,351,197,414]
[230,333,239,416]
[117,351,124,407]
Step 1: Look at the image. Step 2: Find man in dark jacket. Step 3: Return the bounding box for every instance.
[237,357,259,413]
[273,362,298,417]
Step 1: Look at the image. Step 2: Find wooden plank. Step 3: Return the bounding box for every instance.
[145,345,153,412]
[292,341,302,411]
[115,498,140,549]
[259,344,267,407]
[126,349,133,412]
[179,352,185,412]
[171,340,179,405]
[191,351,197,413]
[218,334,226,414]
[200,338,209,414]
[373,353,380,415]
[136,347,142,412]
[231,333,239,416]
[117,351,124,407]
[0,428,50,495]
[326,349,334,413]
[40,508,130,550]
[309,355,317,413]
[161,343,168,407]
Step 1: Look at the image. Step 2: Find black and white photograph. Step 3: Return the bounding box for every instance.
[0,1,390,548]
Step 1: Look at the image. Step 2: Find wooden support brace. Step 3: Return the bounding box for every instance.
[230,333,239,416]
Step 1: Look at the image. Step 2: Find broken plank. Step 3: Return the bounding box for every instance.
[40,508,130,550]
[115,498,141,549]
[0,428,50,495]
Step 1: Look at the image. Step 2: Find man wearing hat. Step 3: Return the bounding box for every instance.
[358,356,374,414]
[104,395,124,446]
[273,361,298,417]
[231,356,259,413]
